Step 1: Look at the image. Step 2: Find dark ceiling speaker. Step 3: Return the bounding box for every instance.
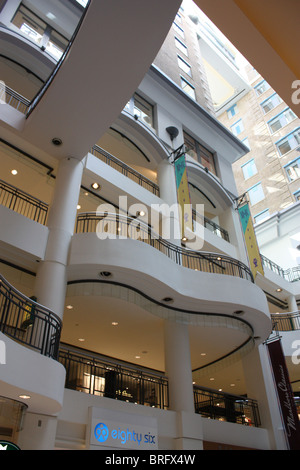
[166,126,179,141]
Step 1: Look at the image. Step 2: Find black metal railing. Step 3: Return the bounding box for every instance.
[194,386,261,427]
[75,212,254,282]
[90,145,160,196]
[271,311,300,331]
[59,346,169,409]
[0,179,48,225]
[261,255,300,283]
[0,275,62,360]
[192,209,230,242]
[0,84,30,114]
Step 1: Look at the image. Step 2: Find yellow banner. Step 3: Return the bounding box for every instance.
[238,202,264,279]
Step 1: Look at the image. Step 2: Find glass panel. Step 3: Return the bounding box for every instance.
[248,183,264,205]
[45,30,68,60]
[242,160,257,180]
[178,56,191,76]
[181,78,195,99]
[175,37,188,56]
[133,93,154,128]
[12,5,46,46]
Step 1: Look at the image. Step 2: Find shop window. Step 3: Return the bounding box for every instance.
[183,131,216,175]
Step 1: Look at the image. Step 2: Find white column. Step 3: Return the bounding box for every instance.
[287,294,298,313]
[164,319,195,413]
[34,156,84,319]
[242,343,288,450]
[157,159,181,246]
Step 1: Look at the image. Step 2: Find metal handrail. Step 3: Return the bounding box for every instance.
[261,254,300,283]
[0,275,62,360]
[192,209,230,242]
[193,385,261,427]
[58,346,169,409]
[0,178,48,225]
[271,311,300,332]
[90,145,160,196]
[0,85,30,114]
[75,212,254,282]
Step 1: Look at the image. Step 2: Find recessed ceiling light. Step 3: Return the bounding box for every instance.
[77,205,81,210]
[230,383,235,387]
[11,169,18,175]
[209,377,215,381]
[78,338,85,342]
[99,271,112,278]
[66,305,73,310]
[111,322,118,326]
[19,394,30,399]
[91,182,100,190]
[182,237,187,242]
[276,288,282,292]
[46,12,56,20]
[135,355,141,359]
[52,137,62,146]
[200,353,206,356]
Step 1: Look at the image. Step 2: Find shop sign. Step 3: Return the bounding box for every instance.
[89,408,158,450]
[0,441,20,450]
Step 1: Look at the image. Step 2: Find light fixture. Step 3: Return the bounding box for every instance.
[276,288,282,292]
[52,137,62,146]
[91,182,100,190]
[77,205,81,210]
[182,237,188,242]
[66,305,73,310]
[138,210,146,217]
[11,169,18,175]
[111,322,118,326]
[200,353,206,356]
[99,271,112,278]
[233,310,245,316]
[162,297,174,303]
[166,126,179,141]
[209,377,215,381]
[78,338,85,342]
[135,355,141,359]
[19,394,30,399]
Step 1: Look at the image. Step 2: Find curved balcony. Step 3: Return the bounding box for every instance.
[0,274,61,360]
[75,212,253,282]
[261,255,300,283]
[271,311,300,332]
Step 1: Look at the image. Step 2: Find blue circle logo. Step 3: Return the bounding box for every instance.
[94,423,109,442]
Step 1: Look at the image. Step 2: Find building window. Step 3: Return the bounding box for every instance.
[260,93,282,114]
[227,104,238,119]
[177,56,192,76]
[242,137,250,150]
[125,93,154,129]
[248,183,265,205]
[293,189,300,201]
[284,157,300,182]
[268,108,297,134]
[180,77,196,100]
[254,80,270,96]
[231,119,244,136]
[173,22,185,39]
[254,209,270,224]
[241,159,257,180]
[183,131,216,175]
[276,128,300,156]
[175,37,188,56]
[11,3,68,60]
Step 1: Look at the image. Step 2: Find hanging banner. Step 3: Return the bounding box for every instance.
[238,200,264,279]
[174,153,193,239]
[267,339,300,450]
